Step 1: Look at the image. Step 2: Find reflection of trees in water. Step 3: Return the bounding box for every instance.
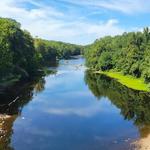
[85,70,150,138]
[0,74,47,149]
[0,76,46,115]
[34,78,45,94]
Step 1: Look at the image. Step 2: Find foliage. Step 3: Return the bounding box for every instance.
[34,38,83,61]
[0,18,37,80]
[84,28,150,82]
[0,18,83,83]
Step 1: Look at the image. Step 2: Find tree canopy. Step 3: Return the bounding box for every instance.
[0,18,37,80]
[0,18,83,83]
[84,29,150,82]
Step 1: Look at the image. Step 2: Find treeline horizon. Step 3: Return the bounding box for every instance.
[85,28,150,83]
[0,18,83,84]
[1,17,150,86]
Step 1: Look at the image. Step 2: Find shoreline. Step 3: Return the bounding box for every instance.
[95,71,150,92]
[133,135,150,150]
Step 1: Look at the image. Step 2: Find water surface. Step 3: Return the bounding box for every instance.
[0,57,150,150]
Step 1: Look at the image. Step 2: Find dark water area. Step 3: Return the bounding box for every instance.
[0,56,150,150]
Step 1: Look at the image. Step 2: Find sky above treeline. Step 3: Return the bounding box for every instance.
[0,0,150,45]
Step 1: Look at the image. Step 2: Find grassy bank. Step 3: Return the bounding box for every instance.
[95,71,150,92]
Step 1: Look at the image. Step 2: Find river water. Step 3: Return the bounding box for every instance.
[0,56,150,150]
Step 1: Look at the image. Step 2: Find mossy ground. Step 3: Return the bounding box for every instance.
[95,71,150,92]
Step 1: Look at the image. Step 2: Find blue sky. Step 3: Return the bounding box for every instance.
[0,0,150,45]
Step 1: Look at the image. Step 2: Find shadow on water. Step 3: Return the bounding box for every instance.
[0,70,56,150]
[84,70,150,138]
[0,77,45,114]
[0,58,150,150]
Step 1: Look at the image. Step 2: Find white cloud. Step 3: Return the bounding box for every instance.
[0,0,126,44]
[44,98,116,117]
[60,0,150,14]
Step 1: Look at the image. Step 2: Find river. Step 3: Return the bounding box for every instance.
[0,56,150,150]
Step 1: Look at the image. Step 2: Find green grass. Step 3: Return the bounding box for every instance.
[95,71,150,92]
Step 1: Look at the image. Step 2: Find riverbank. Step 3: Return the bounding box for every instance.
[95,71,150,92]
[134,135,150,150]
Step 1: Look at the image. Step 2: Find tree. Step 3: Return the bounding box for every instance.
[84,27,150,83]
[97,51,113,71]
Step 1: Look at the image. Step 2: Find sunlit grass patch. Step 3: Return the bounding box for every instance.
[95,71,150,92]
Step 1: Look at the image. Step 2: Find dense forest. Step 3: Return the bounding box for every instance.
[0,18,83,84]
[34,38,83,64]
[84,28,150,83]
[1,17,150,87]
